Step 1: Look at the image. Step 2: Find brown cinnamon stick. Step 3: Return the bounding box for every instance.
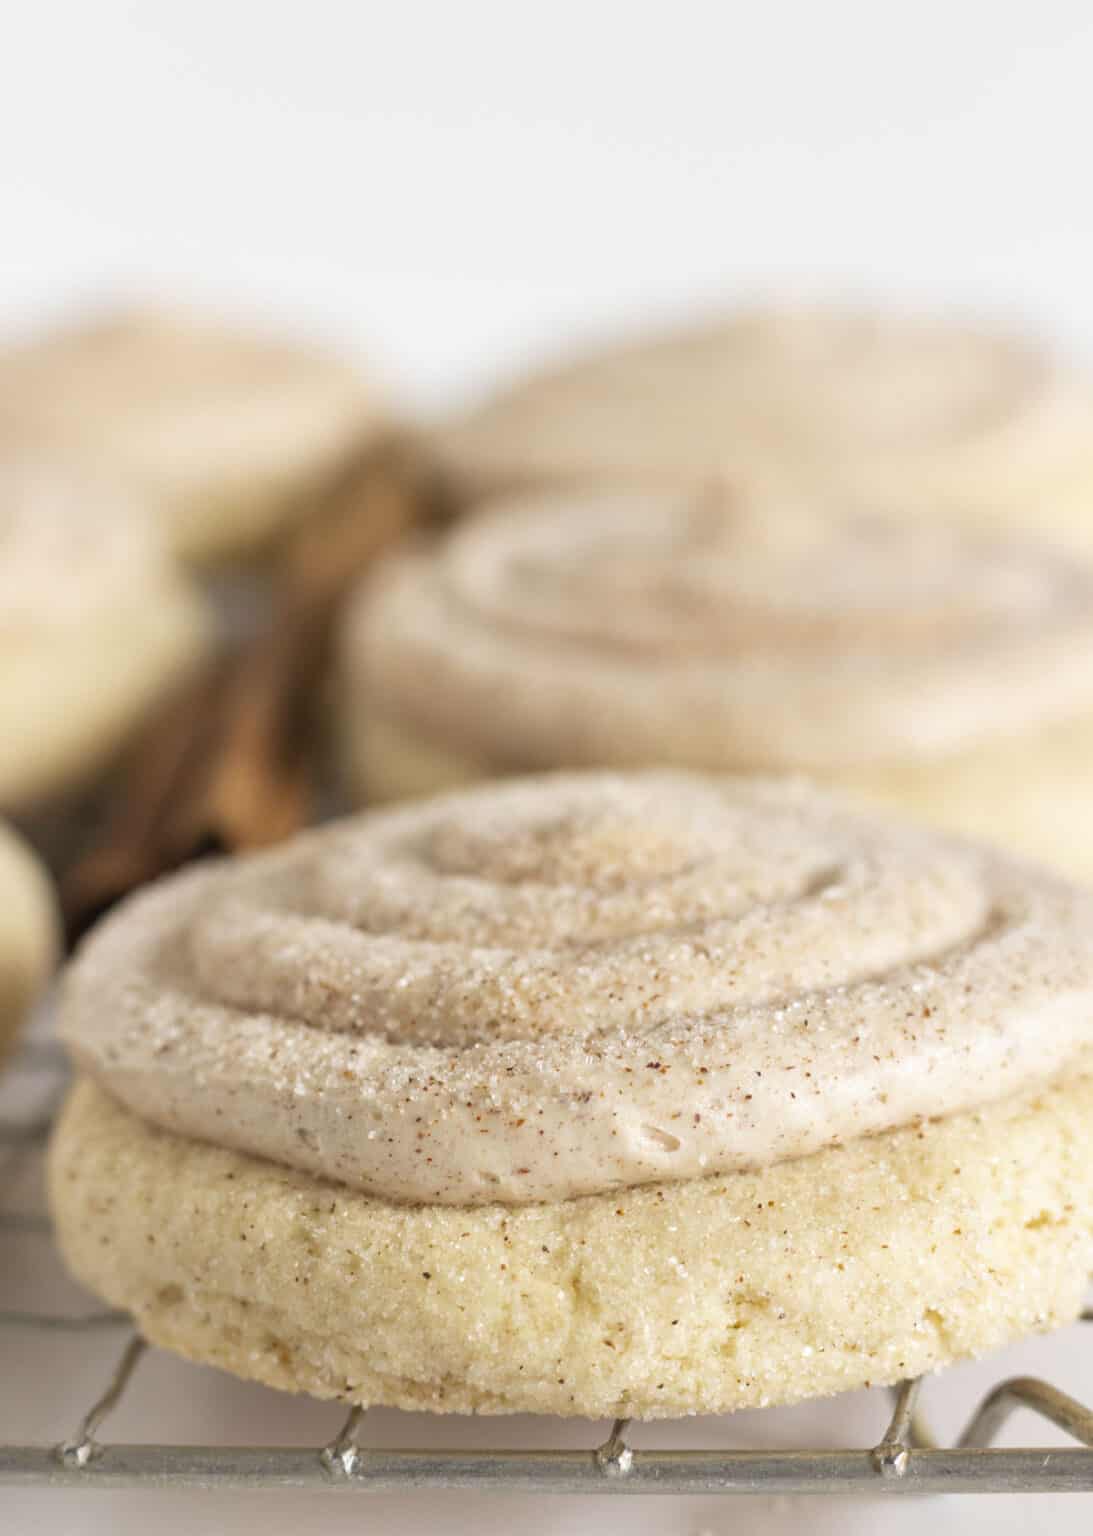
[60,434,435,945]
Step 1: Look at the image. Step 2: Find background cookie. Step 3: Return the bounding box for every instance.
[340,488,1093,879]
[0,460,210,815]
[0,308,387,565]
[431,304,1093,555]
[0,821,57,1061]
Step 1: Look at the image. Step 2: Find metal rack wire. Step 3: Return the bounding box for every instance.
[2,1025,1091,1497]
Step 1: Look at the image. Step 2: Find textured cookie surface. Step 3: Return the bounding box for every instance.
[50,1073,1093,1418]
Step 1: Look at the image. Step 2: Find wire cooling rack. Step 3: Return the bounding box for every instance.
[2,1023,1091,1498]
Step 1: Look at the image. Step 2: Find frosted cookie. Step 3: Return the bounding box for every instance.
[339,487,1093,880]
[0,461,210,815]
[0,821,57,1061]
[50,773,1093,1416]
[431,304,1093,554]
[0,308,386,564]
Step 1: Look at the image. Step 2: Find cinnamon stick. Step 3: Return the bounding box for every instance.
[60,434,435,945]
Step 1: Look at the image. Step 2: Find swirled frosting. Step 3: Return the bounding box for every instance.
[433,306,1093,543]
[346,488,1093,772]
[62,772,1093,1205]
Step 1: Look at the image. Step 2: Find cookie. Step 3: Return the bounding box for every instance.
[0,820,57,1061]
[0,461,210,815]
[0,308,386,564]
[339,487,1093,878]
[431,304,1093,554]
[50,773,1093,1415]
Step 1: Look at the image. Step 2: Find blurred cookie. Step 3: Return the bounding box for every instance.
[340,485,1093,878]
[0,461,210,815]
[0,308,387,564]
[0,820,57,1061]
[431,304,1093,553]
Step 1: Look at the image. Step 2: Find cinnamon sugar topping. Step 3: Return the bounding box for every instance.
[61,772,1093,1204]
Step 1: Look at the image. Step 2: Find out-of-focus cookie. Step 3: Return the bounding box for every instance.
[431,304,1093,553]
[0,461,210,816]
[0,308,387,564]
[0,820,57,1061]
[339,485,1093,879]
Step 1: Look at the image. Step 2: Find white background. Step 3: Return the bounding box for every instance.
[3,4,1093,1532]
[3,1,1093,412]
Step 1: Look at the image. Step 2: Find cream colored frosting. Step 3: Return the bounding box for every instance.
[61,772,1093,1206]
[433,305,1093,547]
[345,488,1093,773]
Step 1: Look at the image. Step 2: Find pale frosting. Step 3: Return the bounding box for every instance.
[433,306,1093,540]
[61,772,1093,1206]
[345,488,1093,773]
